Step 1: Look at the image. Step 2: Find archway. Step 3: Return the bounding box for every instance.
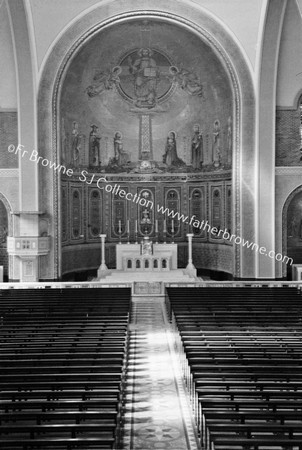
[38,2,255,280]
[283,186,302,278]
[0,194,12,281]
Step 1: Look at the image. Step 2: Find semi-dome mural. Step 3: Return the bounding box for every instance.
[60,19,233,175]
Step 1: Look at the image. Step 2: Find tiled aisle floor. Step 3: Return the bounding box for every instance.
[122,297,200,450]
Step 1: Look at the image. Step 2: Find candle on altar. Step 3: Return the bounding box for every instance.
[163,220,166,233]
[127,220,130,234]
[118,220,121,234]
[171,219,174,233]
[155,220,158,233]
[135,220,138,233]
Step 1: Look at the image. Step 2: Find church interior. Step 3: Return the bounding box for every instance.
[1,0,302,449]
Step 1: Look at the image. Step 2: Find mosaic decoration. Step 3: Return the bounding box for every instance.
[138,188,155,236]
[61,183,68,242]
[88,189,102,238]
[210,186,223,240]
[71,188,82,239]
[225,183,232,236]
[189,187,206,238]
[165,188,181,237]
[60,19,232,175]
[112,188,129,238]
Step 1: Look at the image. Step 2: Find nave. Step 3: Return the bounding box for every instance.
[1,286,302,450]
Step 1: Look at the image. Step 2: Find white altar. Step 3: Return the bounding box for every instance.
[116,237,177,271]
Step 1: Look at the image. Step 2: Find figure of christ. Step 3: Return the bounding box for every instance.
[128,48,159,107]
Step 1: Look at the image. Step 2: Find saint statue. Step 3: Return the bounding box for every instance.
[128,48,159,108]
[163,131,179,166]
[71,121,81,168]
[191,124,203,170]
[114,132,129,166]
[89,125,101,166]
[212,119,221,167]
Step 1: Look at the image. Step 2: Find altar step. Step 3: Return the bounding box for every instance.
[98,269,197,283]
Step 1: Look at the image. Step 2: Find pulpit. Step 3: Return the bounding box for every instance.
[116,237,177,271]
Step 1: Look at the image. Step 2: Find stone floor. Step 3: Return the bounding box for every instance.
[122,297,200,450]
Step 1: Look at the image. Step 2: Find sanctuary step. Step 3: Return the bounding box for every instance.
[97,269,197,283]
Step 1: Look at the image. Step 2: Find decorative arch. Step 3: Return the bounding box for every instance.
[298,93,302,154]
[38,1,255,279]
[293,89,302,110]
[282,185,302,277]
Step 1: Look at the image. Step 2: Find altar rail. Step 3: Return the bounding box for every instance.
[0,282,132,289]
[166,281,302,288]
[1,281,302,289]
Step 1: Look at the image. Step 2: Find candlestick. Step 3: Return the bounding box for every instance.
[155,220,158,233]
[163,220,166,233]
[118,220,121,234]
[171,219,174,233]
[127,219,130,234]
[99,234,108,271]
[185,233,196,277]
[135,220,138,233]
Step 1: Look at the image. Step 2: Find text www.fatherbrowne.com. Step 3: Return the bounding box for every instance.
[157,204,292,266]
[8,144,293,267]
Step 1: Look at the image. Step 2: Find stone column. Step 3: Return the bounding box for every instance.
[185,233,196,277]
[99,234,108,271]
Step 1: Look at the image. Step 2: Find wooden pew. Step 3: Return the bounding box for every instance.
[0,287,131,449]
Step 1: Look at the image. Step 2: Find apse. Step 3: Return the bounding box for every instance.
[59,18,234,278]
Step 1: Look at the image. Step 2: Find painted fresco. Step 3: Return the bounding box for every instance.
[60,19,233,174]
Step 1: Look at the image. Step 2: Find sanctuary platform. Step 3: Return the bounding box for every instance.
[98,268,198,284]
[95,235,199,295]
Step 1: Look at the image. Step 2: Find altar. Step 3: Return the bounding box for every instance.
[116,237,177,271]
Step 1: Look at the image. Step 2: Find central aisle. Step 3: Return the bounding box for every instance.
[122,297,200,450]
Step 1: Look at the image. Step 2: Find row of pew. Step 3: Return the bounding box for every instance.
[166,286,302,450]
[0,287,131,449]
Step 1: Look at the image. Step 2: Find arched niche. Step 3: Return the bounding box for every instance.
[38,2,255,279]
[0,193,12,281]
[282,186,302,278]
